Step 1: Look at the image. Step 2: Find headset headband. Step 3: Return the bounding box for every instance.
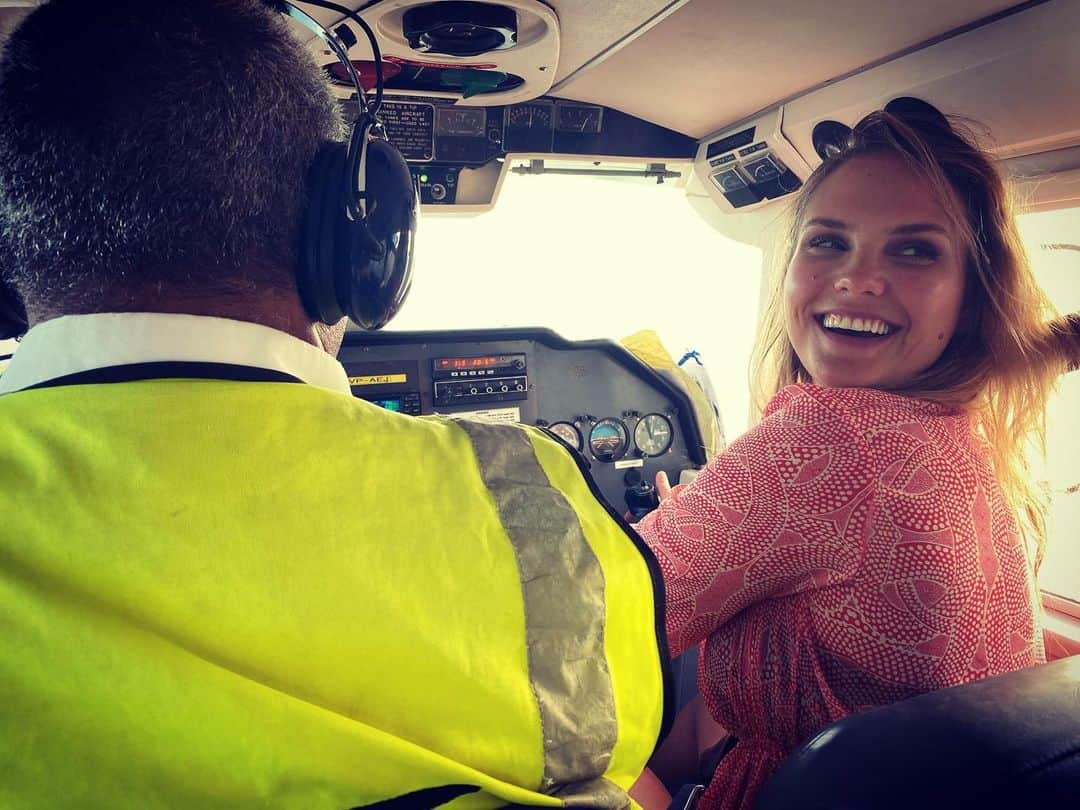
[283,3,372,117]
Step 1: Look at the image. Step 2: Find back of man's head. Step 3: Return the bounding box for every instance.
[0,0,343,321]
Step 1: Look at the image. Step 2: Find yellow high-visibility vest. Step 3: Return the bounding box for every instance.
[0,374,669,808]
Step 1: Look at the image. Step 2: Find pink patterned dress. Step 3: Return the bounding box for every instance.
[635,384,1044,809]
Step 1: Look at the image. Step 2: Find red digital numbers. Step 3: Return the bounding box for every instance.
[437,356,499,370]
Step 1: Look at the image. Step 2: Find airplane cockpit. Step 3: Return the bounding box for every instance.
[310,1,1080,801]
[0,0,1078,806]
[291,0,1080,538]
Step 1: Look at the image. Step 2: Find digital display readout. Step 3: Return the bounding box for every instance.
[372,398,403,412]
[435,356,504,370]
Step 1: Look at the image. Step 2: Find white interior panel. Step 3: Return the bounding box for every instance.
[555,0,1021,138]
[548,0,690,85]
[780,0,1080,166]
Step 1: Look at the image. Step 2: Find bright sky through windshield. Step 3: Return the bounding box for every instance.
[392,166,765,437]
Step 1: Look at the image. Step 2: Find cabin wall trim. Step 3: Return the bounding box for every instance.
[1042,593,1080,660]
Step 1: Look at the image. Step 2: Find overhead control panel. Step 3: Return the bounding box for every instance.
[338,328,708,518]
[350,93,696,208]
[315,0,560,107]
[694,107,812,213]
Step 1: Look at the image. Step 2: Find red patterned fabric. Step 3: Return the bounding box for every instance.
[635,384,1044,809]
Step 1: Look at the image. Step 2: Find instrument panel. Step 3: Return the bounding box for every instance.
[339,328,706,517]
[340,94,697,207]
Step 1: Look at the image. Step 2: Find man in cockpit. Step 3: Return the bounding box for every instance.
[0,1,668,807]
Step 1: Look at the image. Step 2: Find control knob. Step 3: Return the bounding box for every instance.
[623,468,660,521]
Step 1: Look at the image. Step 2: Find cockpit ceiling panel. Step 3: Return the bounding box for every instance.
[553,0,1023,139]
[545,0,692,85]
[286,0,690,90]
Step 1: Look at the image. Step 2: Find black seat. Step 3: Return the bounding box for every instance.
[754,655,1080,809]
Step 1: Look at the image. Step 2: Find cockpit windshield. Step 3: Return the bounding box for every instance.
[389,168,765,435]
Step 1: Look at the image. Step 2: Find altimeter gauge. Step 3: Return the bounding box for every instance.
[634,413,673,457]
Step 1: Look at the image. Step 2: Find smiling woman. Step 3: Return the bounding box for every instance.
[632,106,1069,810]
[753,108,1067,567]
[784,153,967,390]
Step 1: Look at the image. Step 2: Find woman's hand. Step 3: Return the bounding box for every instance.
[656,470,687,502]
[626,471,688,523]
[1053,313,1080,372]
[1035,312,1080,373]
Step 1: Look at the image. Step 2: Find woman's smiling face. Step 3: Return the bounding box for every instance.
[784,152,968,390]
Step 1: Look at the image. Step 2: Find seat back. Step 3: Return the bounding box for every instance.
[754,656,1080,809]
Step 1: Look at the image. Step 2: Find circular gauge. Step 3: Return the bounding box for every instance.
[504,102,555,152]
[634,413,673,457]
[548,421,582,452]
[589,418,629,462]
[506,102,553,131]
[555,103,603,134]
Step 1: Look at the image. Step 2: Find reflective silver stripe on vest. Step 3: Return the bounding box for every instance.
[456,419,624,807]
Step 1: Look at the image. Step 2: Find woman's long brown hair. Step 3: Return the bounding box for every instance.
[750,108,1067,565]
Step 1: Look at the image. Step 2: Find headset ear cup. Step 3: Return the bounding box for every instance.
[0,276,28,340]
[340,137,417,330]
[297,144,348,324]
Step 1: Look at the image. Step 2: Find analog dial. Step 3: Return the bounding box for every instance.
[589,418,629,463]
[506,102,553,131]
[555,103,603,134]
[634,413,673,457]
[548,421,582,452]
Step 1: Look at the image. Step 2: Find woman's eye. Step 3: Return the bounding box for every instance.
[893,242,940,262]
[804,234,847,252]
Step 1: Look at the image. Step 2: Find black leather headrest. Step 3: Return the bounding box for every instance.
[754,656,1080,809]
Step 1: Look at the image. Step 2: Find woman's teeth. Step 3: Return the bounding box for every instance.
[821,313,893,335]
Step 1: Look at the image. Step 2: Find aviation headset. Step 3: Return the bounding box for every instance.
[0,0,417,340]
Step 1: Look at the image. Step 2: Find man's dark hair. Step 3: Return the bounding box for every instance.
[0,0,343,315]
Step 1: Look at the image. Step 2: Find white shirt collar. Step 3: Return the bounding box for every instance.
[0,313,351,396]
